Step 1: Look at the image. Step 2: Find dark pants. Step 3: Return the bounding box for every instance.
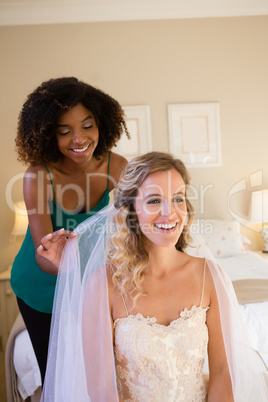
[17,297,52,385]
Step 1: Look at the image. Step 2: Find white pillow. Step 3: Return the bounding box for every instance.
[191,219,246,258]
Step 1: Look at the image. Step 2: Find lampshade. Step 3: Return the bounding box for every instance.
[10,201,28,240]
[250,190,268,223]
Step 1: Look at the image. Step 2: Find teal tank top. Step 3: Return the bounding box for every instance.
[11,155,111,313]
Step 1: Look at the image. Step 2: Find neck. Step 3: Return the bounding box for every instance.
[146,245,181,277]
[56,155,98,175]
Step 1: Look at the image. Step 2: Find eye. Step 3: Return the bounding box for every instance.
[173,196,185,203]
[83,125,93,130]
[57,130,70,136]
[147,198,161,205]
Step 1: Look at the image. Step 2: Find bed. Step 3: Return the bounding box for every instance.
[196,218,268,368]
[5,219,268,401]
[217,252,268,366]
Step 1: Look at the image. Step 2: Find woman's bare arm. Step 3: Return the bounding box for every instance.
[24,165,76,274]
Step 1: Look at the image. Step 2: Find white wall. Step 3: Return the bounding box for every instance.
[1,16,268,269]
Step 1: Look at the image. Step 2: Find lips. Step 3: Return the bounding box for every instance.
[154,222,178,230]
[70,144,90,153]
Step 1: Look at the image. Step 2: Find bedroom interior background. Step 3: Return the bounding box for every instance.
[0,8,268,401]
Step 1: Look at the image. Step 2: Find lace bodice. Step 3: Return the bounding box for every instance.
[114,305,209,401]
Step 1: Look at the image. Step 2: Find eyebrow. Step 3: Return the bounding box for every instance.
[144,191,185,199]
[57,115,93,127]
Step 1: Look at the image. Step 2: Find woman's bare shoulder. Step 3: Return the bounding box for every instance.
[179,253,211,284]
[110,152,127,174]
[105,152,127,190]
[23,165,52,193]
[181,252,205,269]
[190,256,215,285]
[25,164,48,175]
[23,164,53,199]
[110,151,128,165]
[182,255,215,306]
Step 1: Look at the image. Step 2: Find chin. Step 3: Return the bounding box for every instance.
[149,238,179,248]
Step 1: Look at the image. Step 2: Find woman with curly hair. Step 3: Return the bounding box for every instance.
[10,76,129,384]
[40,152,268,401]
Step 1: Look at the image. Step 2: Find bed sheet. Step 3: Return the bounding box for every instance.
[240,301,268,366]
[216,251,268,281]
[217,251,268,367]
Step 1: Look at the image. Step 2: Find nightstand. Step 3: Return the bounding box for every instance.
[0,265,19,351]
[255,250,268,261]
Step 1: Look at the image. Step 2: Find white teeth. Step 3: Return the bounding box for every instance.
[72,145,89,153]
[154,222,177,229]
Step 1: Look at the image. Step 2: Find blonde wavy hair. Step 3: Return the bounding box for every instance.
[107,152,195,301]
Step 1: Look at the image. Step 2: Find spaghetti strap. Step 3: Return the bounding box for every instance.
[120,293,130,317]
[44,165,55,198]
[107,151,111,190]
[200,260,206,307]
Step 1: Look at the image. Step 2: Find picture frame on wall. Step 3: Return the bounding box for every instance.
[168,103,222,167]
[113,105,152,160]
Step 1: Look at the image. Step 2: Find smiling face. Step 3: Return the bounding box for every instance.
[56,103,99,164]
[134,169,188,249]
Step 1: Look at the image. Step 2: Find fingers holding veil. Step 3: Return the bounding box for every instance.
[37,228,77,269]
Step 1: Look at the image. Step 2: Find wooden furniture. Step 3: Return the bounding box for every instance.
[0,265,19,351]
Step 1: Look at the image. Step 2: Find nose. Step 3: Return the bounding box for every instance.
[73,129,86,144]
[160,200,174,216]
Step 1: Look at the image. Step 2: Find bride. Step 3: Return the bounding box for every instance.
[38,152,268,401]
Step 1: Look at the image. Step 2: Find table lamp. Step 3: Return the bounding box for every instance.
[250,190,268,253]
[10,201,28,241]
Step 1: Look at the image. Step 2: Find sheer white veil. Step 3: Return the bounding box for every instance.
[41,204,268,402]
[186,234,268,401]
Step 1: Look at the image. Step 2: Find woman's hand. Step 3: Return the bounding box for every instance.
[37,228,77,269]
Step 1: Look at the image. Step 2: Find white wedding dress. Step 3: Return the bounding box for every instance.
[114,266,208,402]
[114,306,208,401]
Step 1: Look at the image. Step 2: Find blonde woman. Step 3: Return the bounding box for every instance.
[39,152,268,401]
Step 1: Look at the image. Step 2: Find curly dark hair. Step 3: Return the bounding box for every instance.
[15,77,130,165]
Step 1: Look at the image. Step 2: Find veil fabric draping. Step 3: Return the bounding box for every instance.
[41,204,268,402]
